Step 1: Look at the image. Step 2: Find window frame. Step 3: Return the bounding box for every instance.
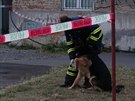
[62,0,95,11]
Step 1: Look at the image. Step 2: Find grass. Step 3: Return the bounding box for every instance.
[41,42,68,53]
[7,42,68,53]
[8,43,37,50]
[0,66,135,101]
[7,42,115,53]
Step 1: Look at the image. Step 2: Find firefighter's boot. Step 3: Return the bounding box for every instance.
[60,65,77,87]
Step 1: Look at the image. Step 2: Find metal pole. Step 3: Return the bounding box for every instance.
[111,0,116,101]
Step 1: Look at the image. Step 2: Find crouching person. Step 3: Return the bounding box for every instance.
[59,15,112,92]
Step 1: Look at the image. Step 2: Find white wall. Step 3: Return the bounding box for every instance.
[101,13,135,51]
[9,11,135,52]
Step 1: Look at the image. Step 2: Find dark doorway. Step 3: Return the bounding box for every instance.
[2,0,12,34]
[0,0,2,34]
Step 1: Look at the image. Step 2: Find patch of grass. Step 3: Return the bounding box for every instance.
[7,42,68,53]
[0,92,15,98]
[8,44,37,50]
[41,42,68,53]
[0,67,135,101]
[133,48,135,52]
[15,85,32,92]
[101,44,112,52]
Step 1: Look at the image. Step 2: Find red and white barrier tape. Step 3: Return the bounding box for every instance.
[1,6,58,24]
[12,10,45,24]
[0,5,12,8]
[12,10,59,25]
[0,14,111,43]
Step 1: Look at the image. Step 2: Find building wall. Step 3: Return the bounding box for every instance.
[95,0,135,9]
[10,0,135,52]
[12,0,135,10]
[13,0,61,11]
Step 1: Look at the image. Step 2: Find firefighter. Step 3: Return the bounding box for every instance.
[59,16,112,91]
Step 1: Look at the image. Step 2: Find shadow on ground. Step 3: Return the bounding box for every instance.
[0,63,51,89]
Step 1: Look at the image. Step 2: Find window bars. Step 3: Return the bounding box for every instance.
[63,0,94,11]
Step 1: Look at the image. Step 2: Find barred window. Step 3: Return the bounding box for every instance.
[63,0,94,11]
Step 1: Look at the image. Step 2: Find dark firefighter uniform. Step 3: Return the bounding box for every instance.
[60,16,112,91]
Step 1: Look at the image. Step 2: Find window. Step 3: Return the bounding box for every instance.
[63,0,94,11]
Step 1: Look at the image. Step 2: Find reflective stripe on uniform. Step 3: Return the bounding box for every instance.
[66,71,76,76]
[67,48,75,54]
[91,27,101,35]
[68,65,77,71]
[86,27,102,41]
[66,41,73,45]
[90,31,103,41]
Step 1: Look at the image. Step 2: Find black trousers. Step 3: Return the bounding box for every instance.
[87,54,112,91]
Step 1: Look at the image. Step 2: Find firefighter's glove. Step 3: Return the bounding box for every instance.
[70,59,75,67]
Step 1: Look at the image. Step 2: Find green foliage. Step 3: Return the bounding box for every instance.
[7,42,68,53]
[0,92,15,98]
[8,44,37,50]
[101,44,111,52]
[15,85,32,92]
[133,48,135,52]
[41,42,68,53]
